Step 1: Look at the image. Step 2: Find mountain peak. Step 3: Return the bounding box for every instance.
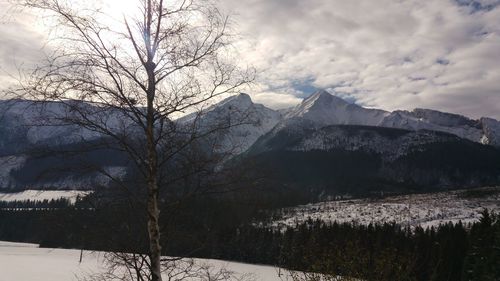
[234,92,252,101]
[296,90,350,116]
[304,90,347,105]
[307,89,331,99]
[199,93,254,114]
[286,90,388,126]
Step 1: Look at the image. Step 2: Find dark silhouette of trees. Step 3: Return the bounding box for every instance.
[1,201,498,281]
[7,0,253,280]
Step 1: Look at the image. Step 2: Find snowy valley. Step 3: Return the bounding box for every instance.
[271,187,500,230]
[0,241,285,281]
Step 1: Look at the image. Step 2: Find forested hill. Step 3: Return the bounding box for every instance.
[239,124,500,195]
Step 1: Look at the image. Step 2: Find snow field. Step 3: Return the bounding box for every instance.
[0,190,92,204]
[272,187,500,229]
[0,241,285,281]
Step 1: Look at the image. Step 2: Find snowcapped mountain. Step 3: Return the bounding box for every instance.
[285,90,389,126]
[288,126,460,161]
[243,123,500,193]
[380,109,485,144]
[239,90,500,193]
[0,99,138,147]
[1,89,500,191]
[0,95,282,189]
[249,113,467,160]
[179,93,282,155]
[0,100,134,190]
[280,90,500,147]
[2,90,498,159]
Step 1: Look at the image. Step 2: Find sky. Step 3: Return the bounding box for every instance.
[1,0,500,119]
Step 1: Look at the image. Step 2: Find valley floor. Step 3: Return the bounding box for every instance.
[272,187,500,229]
[0,241,284,281]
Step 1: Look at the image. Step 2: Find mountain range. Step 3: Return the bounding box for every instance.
[283,90,500,146]
[1,90,500,193]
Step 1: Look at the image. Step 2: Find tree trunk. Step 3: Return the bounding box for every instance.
[145,31,162,280]
[146,105,162,281]
[144,0,162,278]
[147,179,162,281]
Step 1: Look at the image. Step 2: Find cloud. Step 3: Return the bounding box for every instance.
[251,91,303,109]
[0,3,47,88]
[1,0,499,119]
[221,0,500,119]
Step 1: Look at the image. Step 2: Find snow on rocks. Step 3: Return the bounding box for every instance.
[281,90,500,147]
[285,90,389,127]
[289,126,454,160]
[179,93,282,154]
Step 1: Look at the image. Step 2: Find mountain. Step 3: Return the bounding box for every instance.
[2,90,500,192]
[286,90,500,146]
[0,95,281,189]
[242,123,500,195]
[239,90,500,194]
[285,90,389,126]
[0,100,134,190]
[178,93,282,155]
[478,117,500,146]
[0,99,140,148]
[381,109,483,144]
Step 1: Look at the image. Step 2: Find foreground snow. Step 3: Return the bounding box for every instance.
[273,187,500,229]
[0,241,284,281]
[0,190,91,204]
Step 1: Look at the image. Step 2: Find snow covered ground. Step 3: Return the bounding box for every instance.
[272,187,500,229]
[0,190,91,204]
[0,241,285,281]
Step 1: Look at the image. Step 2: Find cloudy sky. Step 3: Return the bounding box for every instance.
[1,0,500,118]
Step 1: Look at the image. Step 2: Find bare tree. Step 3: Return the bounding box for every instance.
[80,252,255,281]
[7,0,253,280]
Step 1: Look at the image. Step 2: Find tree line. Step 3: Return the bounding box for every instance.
[0,194,498,281]
[215,211,499,281]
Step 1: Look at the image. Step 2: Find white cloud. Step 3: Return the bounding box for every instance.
[1,0,500,118]
[221,0,500,118]
[250,91,303,109]
[0,2,47,89]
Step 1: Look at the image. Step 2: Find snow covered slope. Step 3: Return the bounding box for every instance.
[286,90,389,127]
[3,90,500,156]
[2,90,500,191]
[0,95,281,190]
[1,100,96,146]
[0,100,150,190]
[248,115,463,159]
[179,93,282,155]
[380,109,484,144]
[244,121,500,192]
[0,241,284,281]
[480,117,500,146]
[0,99,139,146]
[272,187,500,230]
[288,126,459,160]
[3,91,499,158]
[283,90,500,146]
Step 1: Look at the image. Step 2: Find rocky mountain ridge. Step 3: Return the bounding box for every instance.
[1,90,500,190]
